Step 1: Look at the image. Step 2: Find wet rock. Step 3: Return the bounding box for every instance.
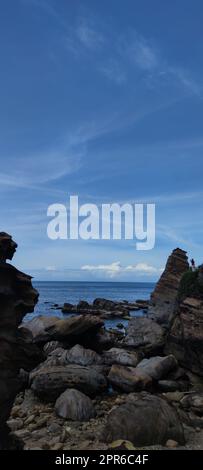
[93,298,118,310]
[55,389,95,421]
[105,392,185,446]
[136,355,177,381]
[30,364,108,400]
[77,301,91,311]
[108,364,152,393]
[62,303,75,313]
[102,348,139,367]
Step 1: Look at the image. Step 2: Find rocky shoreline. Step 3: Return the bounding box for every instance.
[1,235,203,450]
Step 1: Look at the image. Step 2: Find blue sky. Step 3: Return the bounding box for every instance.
[1,0,203,281]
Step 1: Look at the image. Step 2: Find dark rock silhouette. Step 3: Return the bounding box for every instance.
[0,232,39,449]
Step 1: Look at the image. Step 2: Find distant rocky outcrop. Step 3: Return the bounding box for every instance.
[148,248,189,326]
[0,233,40,449]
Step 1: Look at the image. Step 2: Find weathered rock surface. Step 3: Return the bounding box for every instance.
[44,315,103,343]
[43,340,63,356]
[22,316,60,343]
[0,232,39,449]
[165,297,203,376]
[44,344,102,367]
[148,248,189,326]
[23,314,103,346]
[102,348,139,367]
[65,344,102,366]
[55,389,95,421]
[180,393,203,416]
[136,355,177,380]
[105,392,185,446]
[108,364,152,392]
[123,317,165,354]
[30,364,108,400]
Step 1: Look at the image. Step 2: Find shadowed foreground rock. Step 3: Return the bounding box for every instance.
[0,232,39,449]
[55,388,96,421]
[30,364,108,400]
[105,392,185,446]
[165,297,203,376]
[123,317,165,354]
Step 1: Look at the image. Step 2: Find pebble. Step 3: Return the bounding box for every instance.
[47,422,62,434]
[52,443,63,450]
[165,439,178,448]
[7,418,24,431]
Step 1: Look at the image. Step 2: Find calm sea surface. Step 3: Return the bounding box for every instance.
[25,281,155,328]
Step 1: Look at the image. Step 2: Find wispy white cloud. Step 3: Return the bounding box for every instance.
[81,261,162,278]
[76,18,104,50]
[125,34,159,71]
[100,59,127,84]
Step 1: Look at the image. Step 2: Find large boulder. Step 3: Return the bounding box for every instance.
[65,344,102,366]
[148,248,189,326]
[55,389,95,421]
[108,364,152,393]
[123,317,165,354]
[30,364,107,400]
[23,314,103,345]
[44,315,103,342]
[22,316,60,343]
[136,355,177,380]
[105,392,185,446]
[165,297,203,376]
[103,348,139,367]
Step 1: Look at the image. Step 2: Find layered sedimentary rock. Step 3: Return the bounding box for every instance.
[165,297,203,376]
[0,233,39,449]
[148,248,189,326]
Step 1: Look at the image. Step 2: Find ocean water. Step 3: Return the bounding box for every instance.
[25,281,155,329]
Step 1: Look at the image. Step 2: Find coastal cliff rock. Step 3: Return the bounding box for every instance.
[148,248,189,326]
[105,392,185,446]
[0,232,39,449]
[165,297,203,376]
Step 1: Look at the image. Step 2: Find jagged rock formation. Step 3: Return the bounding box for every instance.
[165,297,203,376]
[0,232,39,449]
[148,248,189,326]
